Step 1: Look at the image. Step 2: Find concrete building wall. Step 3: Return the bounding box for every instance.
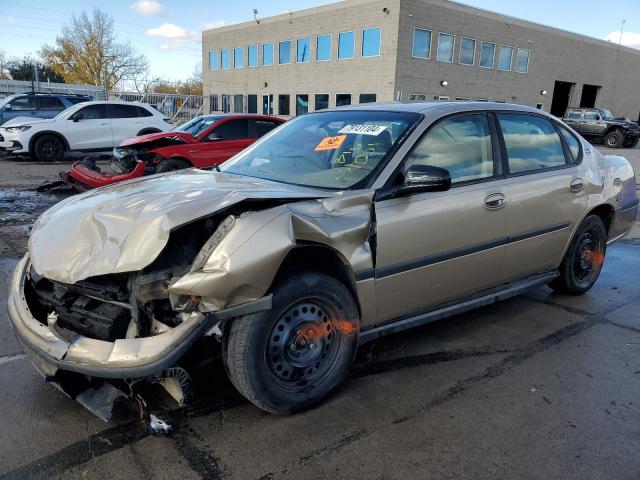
[202,0,401,114]
[202,0,640,120]
[396,0,640,119]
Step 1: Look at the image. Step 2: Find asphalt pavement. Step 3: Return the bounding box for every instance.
[0,145,639,479]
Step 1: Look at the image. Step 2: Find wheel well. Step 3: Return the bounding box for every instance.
[166,157,193,166]
[29,131,69,152]
[137,128,161,136]
[271,245,361,314]
[587,204,614,233]
[604,127,622,137]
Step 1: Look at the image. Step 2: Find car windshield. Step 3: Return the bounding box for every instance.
[222,110,420,190]
[174,116,223,137]
[598,109,614,120]
[0,95,17,108]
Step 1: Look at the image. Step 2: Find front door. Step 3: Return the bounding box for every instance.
[495,113,589,282]
[374,113,509,324]
[65,104,113,150]
[262,94,273,115]
[188,118,253,167]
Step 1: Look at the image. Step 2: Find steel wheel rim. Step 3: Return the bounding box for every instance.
[265,299,343,392]
[607,136,618,147]
[573,229,603,287]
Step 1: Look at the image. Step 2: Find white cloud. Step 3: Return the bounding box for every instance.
[203,20,225,31]
[159,44,175,52]
[0,16,17,25]
[146,23,199,43]
[131,0,165,17]
[603,31,640,50]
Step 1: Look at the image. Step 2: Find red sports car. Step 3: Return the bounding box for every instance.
[61,114,285,191]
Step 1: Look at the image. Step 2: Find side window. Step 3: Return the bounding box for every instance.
[565,110,582,121]
[36,97,65,109]
[497,114,567,174]
[75,104,107,120]
[252,120,280,138]
[108,104,139,118]
[584,110,599,121]
[8,97,35,111]
[558,125,581,163]
[212,119,249,140]
[404,114,495,184]
[136,106,153,117]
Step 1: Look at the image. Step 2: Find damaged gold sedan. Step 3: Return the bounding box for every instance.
[8,103,638,424]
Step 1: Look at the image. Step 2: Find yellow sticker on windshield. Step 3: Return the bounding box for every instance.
[315,135,347,151]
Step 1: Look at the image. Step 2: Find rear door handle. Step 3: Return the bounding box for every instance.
[570,178,586,193]
[484,193,506,210]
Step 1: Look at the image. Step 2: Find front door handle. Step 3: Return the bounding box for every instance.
[570,178,586,193]
[484,193,506,210]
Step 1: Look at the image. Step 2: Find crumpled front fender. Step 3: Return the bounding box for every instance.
[168,191,375,311]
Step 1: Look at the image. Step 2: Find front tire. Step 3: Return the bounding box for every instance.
[550,215,607,295]
[223,272,360,414]
[33,135,65,162]
[156,158,191,173]
[604,130,623,149]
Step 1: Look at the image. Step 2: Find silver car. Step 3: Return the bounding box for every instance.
[7,102,638,422]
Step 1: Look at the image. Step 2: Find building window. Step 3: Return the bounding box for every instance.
[209,94,219,112]
[221,94,230,113]
[262,43,274,66]
[412,28,431,59]
[362,27,381,57]
[233,94,244,113]
[437,33,455,62]
[338,31,355,59]
[221,49,231,69]
[248,45,258,67]
[336,93,351,106]
[296,94,309,115]
[279,40,292,64]
[459,37,476,65]
[297,37,311,63]
[247,94,258,114]
[209,50,218,70]
[409,93,427,102]
[234,47,243,68]
[315,94,329,110]
[498,46,513,71]
[479,42,495,68]
[359,93,377,103]
[475,98,489,102]
[278,94,290,116]
[515,48,530,73]
[316,35,332,61]
[455,97,471,101]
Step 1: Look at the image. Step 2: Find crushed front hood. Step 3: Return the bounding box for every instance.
[29,170,333,284]
[119,131,193,148]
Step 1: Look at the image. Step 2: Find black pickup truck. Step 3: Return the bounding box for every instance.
[563,108,640,149]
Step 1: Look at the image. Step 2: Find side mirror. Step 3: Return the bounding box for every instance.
[206,133,222,142]
[73,114,85,122]
[401,165,451,195]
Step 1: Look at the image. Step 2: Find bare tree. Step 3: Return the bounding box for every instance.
[0,50,11,80]
[40,8,148,88]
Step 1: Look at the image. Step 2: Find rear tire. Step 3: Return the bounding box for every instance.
[156,158,191,173]
[550,215,607,295]
[223,272,359,414]
[623,137,639,149]
[33,135,65,162]
[604,130,623,149]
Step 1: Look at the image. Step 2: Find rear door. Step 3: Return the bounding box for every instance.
[188,118,251,167]
[496,112,588,283]
[108,104,143,144]
[35,96,66,119]
[373,112,509,324]
[250,118,282,139]
[65,104,113,150]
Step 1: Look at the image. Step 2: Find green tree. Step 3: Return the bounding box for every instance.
[7,57,65,83]
[40,8,148,88]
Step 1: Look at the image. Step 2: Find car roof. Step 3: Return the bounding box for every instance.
[333,101,545,116]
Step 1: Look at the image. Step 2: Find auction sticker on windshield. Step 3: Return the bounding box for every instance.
[338,124,388,136]
[315,135,347,151]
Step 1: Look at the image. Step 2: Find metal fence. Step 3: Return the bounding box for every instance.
[0,79,105,99]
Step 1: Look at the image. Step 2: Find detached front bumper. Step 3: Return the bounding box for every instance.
[8,255,272,380]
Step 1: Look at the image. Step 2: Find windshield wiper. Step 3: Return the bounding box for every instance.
[213,164,221,172]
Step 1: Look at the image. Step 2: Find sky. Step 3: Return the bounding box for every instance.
[0,0,638,83]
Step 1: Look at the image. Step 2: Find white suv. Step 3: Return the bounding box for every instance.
[0,101,172,161]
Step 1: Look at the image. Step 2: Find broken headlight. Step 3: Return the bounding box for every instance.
[113,147,135,159]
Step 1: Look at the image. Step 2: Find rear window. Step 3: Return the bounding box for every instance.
[498,114,567,174]
[565,110,582,120]
[108,104,139,118]
[136,106,153,117]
